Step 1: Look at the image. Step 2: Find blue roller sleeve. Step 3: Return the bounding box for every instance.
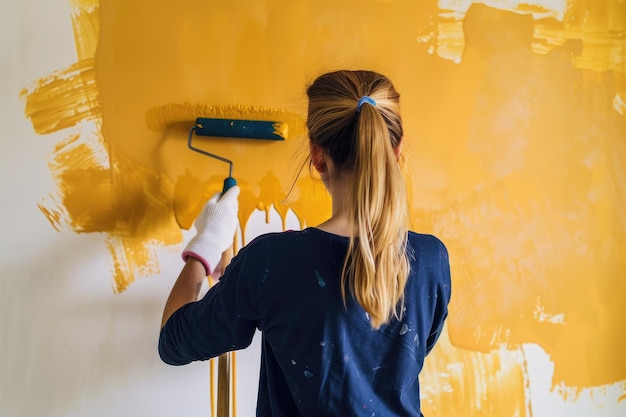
[195,118,284,141]
[222,177,237,194]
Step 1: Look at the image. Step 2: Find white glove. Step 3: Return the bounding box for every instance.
[182,186,240,275]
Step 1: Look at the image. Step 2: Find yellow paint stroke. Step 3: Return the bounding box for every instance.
[20,0,625,413]
[20,1,185,292]
[406,2,626,391]
[424,1,626,78]
[420,329,529,416]
[69,0,99,59]
[39,129,181,292]
[20,58,100,135]
[439,0,569,20]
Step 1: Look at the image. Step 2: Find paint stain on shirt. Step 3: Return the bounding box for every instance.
[314,270,326,288]
[261,261,270,283]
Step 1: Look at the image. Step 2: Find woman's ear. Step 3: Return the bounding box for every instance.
[310,142,327,173]
[394,140,403,160]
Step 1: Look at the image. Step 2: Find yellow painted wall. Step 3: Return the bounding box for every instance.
[8,0,626,415]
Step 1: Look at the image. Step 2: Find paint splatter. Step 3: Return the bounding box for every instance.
[304,370,314,378]
[261,261,270,283]
[314,270,327,288]
[399,324,409,336]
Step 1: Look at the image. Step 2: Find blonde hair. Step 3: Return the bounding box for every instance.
[306,70,410,329]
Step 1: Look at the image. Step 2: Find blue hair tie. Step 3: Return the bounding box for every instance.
[357,96,377,112]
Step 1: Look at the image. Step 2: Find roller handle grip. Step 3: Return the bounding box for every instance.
[222,177,237,194]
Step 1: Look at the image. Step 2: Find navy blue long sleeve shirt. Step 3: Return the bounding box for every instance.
[159,228,451,416]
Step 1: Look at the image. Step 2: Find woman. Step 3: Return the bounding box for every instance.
[159,70,451,416]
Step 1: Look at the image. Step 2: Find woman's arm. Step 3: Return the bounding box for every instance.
[161,257,206,328]
[160,186,240,329]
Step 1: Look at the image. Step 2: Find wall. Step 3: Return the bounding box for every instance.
[1,0,625,416]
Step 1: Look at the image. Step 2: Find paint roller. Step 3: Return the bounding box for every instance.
[145,107,287,416]
[187,117,286,193]
[187,116,285,417]
[145,104,291,229]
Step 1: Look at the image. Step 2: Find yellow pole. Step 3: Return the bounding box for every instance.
[216,245,235,417]
[209,357,216,417]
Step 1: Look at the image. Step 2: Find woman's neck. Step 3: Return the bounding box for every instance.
[316,176,351,237]
[315,215,350,237]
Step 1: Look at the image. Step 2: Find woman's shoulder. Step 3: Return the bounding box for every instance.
[239,228,321,256]
[242,230,296,251]
[407,231,448,255]
[247,227,345,247]
[245,229,447,256]
[230,229,338,281]
[406,231,450,280]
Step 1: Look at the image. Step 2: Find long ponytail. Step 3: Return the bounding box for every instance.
[306,70,410,329]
